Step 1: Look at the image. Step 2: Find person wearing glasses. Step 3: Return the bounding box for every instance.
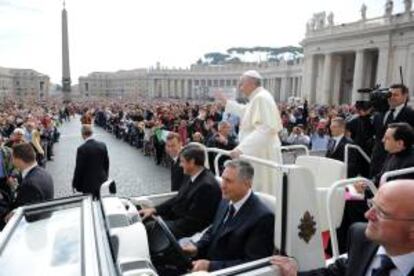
[271,179,414,276]
[335,122,414,255]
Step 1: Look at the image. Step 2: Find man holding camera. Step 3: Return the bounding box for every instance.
[370,84,414,178]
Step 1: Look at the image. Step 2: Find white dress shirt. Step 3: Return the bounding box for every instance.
[21,162,37,179]
[366,246,414,276]
[230,189,252,215]
[190,168,204,183]
[383,103,405,124]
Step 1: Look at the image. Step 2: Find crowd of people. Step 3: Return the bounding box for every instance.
[0,97,72,228]
[0,69,414,274]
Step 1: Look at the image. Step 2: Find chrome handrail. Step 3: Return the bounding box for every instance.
[326,177,377,259]
[380,166,414,185]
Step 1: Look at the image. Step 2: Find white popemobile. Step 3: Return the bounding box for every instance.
[1,144,410,276]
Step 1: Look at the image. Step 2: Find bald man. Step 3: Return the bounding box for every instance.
[271,179,414,276]
[216,70,283,196]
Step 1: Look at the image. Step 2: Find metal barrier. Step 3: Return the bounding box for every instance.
[280,145,310,156]
[380,166,414,184]
[326,177,377,259]
[207,147,287,178]
[344,144,371,176]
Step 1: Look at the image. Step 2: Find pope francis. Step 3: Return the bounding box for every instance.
[217,70,283,196]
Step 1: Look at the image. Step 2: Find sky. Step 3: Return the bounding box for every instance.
[0,0,405,84]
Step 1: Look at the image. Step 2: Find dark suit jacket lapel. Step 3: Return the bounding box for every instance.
[186,169,206,198]
[211,201,229,234]
[219,193,255,238]
[352,240,378,276]
[331,137,345,155]
[22,166,38,182]
[394,105,407,122]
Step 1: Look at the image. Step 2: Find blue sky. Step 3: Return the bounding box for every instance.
[0,0,405,83]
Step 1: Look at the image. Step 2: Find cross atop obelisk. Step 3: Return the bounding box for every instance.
[61,0,71,102]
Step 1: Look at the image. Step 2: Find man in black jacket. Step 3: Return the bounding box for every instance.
[182,160,275,272]
[3,143,54,223]
[370,84,414,178]
[139,144,221,239]
[72,125,109,198]
[372,122,414,186]
[206,121,238,175]
[165,132,188,191]
[271,179,414,276]
[346,101,374,178]
[326,117,357,177]
[336,122,414,255]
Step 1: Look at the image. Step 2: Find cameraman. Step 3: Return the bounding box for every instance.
[370,84,414,178]
[346,101,374,177]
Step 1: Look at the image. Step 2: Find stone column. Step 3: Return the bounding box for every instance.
[352,50,365,104]
[292,77,297,96]
[280,77,288,102]
[332,56,343,105]
[160,79,166,97]
[148,79,155,98]
[302,54,316,103]
[376,47,389,86]
[320,53,334,104]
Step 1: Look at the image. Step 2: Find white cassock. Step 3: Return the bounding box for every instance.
[225,86,283,196]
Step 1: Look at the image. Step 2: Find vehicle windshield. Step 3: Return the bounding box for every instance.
[0,203,82,276]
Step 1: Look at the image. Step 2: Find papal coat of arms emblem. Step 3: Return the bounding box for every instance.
[298,211,317,243]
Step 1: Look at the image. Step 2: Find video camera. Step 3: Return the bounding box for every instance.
[357,84,391,113]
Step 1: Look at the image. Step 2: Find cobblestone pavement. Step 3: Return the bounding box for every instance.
[46,117,170,198]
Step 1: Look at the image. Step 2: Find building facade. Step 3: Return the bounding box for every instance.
[302,3,414,105]
[78,69,148,99]
[79,2,414,105]
[79,60,303,102]
[0,67,50,99]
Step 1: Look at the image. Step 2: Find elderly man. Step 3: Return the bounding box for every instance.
[4,128,26,148]
[216,70,283,195]
[182,160,275,272]
[271,179,414,275]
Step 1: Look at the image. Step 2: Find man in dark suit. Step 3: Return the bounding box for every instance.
[139,144,221,239]
[72,124,109,198]
[372,122,414,186]
[326,117,357,177]
[370,84,414,178]
[271,179,414,276]
[182,160,275,272]
[3,143,54,223]
[206,121,238,175]
[335,122,414,255]
[165,132,189,191]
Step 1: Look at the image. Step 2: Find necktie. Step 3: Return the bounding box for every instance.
[223,204,236,226]
[384,109,395,126]
[328,138,336,153]
[371,255,396,276]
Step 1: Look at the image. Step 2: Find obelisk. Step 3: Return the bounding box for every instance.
[61,0,71,102]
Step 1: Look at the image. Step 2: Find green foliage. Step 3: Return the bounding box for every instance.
[198,46,303,65]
